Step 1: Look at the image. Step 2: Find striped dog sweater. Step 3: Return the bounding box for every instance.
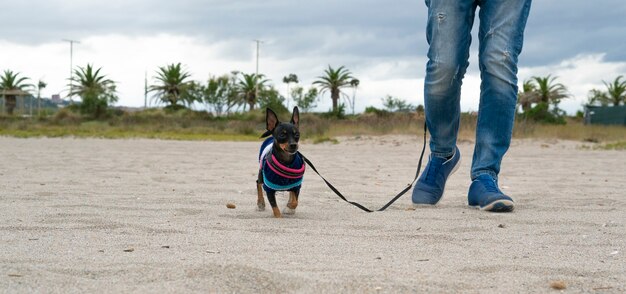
[258,137,305,193]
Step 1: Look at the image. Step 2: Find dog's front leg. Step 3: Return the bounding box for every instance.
[266,190,281,218]
[256,170,265,211]
[283,190,299,215]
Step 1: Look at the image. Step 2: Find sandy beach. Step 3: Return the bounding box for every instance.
[0,136,624,293]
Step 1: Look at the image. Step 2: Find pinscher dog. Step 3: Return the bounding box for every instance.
[257,106,304,218]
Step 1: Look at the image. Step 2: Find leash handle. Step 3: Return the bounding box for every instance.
[301,122,428,212]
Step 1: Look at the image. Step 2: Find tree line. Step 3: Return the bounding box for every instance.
[2,64,624,123]
[517,74,625,123]
[0,64,360,118]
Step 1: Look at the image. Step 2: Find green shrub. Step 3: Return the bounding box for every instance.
[321,104,346,119]
[521,102,566,124]
[364,106,391,117]
[53,108,82,124]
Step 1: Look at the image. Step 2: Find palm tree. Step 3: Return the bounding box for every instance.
[149,63,194,109]
[237,73,269,111]
[530,75,569,106]
[313,65,355,112]
[349,78,360,115]
[37,80,47,116]
[69,64,118,118]
[226,71,244,113]
[587,89,609,106]
[0,70,31,115]
[603,75,626,106]
[517,75,569,124]
[282,73,298,108]
[517,79,539,112]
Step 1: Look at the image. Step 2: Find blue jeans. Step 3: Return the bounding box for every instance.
[423,0,532,180]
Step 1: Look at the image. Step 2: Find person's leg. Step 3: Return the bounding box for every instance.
[413,0,477,205]
[471,0,531,179]
[424,0,477,158]
[468,0,532,211]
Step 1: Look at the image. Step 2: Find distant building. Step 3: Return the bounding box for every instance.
[51,94,61,103]
[584,105,626,126]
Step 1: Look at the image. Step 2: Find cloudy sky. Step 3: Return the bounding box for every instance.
[2,0,625,114]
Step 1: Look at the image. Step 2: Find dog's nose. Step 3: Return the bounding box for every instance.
[289,143,298,150]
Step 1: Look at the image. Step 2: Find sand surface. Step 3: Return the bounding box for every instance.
[0,136,624,293]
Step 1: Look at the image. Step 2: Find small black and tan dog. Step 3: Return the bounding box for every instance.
[257,106,305,218]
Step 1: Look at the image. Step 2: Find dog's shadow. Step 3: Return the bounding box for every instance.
[219,208,314,220]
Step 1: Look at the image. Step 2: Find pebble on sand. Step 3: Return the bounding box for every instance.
[550,280,566,290]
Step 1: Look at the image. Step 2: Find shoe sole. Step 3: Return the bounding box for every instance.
[470,199,515,212]
[412,156,462,207]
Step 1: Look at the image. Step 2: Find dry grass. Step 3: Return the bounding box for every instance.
[317,113,626,147]
[517,120,626,142]
[1,110,624,147]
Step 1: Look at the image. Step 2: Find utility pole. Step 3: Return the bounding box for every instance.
[253,39,263,105]
[63,39,80,103]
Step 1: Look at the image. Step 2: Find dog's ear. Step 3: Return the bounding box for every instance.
[290,106,299,128]
[266,107,279,130]
[261,108,279,138]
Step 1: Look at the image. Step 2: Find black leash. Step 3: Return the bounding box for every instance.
[299,123,428,212]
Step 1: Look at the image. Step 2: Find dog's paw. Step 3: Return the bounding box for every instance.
[257,203,266,211]
[282,207,296,215]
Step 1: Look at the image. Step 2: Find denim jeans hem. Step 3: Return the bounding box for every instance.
[431,149,455,159]
[471,170,497,181]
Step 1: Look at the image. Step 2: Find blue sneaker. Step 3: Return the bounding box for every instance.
[468,174,515,212]
[412,146,461,206]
